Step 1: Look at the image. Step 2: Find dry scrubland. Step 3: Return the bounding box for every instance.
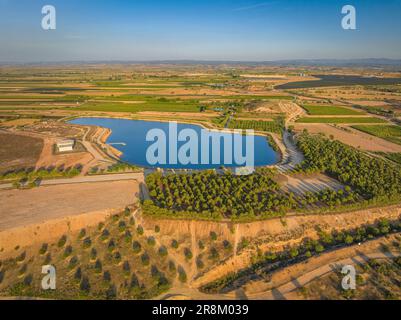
[0,208,237,299]
[243,233,401,300]
[294,255,401,300]
[0,205,400,300]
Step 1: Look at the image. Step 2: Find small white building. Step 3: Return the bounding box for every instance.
[56,140,75,153]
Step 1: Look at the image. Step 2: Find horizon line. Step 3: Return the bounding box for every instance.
[2,58,401,66]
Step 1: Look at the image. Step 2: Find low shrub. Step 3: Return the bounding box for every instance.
[171,240,179,249]
[83,237,92,249]
[132,241,142,254]
[74,267,82,281]
[78,229,86,240]
[103,271,111,283]
[118,221,127,233]
[210,232,218,241]
[178,267,187,283]
[80,276,91,293]
[57,235,67,248]
[124,231,132,243]
[113,252,122,264]
[94,259,102,273]
[184,248,193,260]
[122,261,130,275]
[141,253,150,266]
[106,284,117,300]
[108,239,116,252]
[90,248,97,260]
[68,256,79,269]
[158,246,168,257]
[23,274,33,286]
[39,243,48,255]
[17,251,26,262]
[100,229,110,241]
[136,226,144,236]
[147,237,156,247]
[168,260,176,273]
[63,245,73,258]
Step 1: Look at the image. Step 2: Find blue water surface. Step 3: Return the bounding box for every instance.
[69,117,279,169]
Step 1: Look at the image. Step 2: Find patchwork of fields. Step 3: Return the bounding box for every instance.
[1,64,401,302]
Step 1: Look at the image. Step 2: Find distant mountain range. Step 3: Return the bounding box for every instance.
[2,58,401,67]
[264,59,401,67]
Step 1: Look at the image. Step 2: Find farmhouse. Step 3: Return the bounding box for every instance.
[56,139,75,152]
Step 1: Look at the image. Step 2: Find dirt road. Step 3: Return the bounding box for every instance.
[0,172,144,190]
[274,130,304,173]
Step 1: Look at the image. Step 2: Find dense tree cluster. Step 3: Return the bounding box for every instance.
[145,170,295,220]
[296,133,401,202]
[301,188,358,209]
[145,168,360,220]
[144,133,401,220]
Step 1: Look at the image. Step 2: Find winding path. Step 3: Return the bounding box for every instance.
[274,130,304,173]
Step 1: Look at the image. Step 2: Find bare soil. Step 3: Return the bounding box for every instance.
[0,131,43,173]
[35,137,93,170]
[0,180,139,232]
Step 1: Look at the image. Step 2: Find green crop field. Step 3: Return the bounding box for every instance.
[296,117,388,124]
[75,101,201,113]
[353,125,401,145]
[302,105,363,115]
[227,119,283,133]
[220,95,293,101]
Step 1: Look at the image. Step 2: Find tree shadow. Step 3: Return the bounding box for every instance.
[234,288,248,300]
[271,288,286,300]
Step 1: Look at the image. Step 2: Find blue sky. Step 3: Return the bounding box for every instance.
[0,0,401,62]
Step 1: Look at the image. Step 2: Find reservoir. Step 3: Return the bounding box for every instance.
[69,117,279,169]
[276,74,401,89]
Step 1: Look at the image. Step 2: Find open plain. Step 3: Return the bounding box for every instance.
[0,64,400,301]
